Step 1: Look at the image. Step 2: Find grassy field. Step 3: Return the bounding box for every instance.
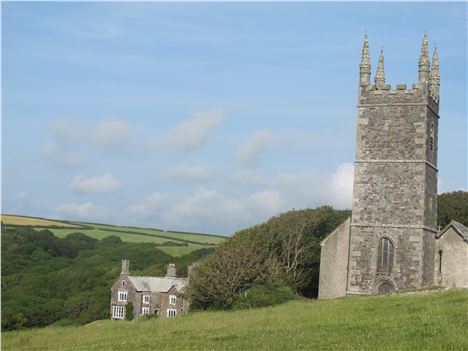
[49,228,171,244]
[2,215,226,256]
[92,224,225,245]
[1,214,80,228]
[3,290,467,351]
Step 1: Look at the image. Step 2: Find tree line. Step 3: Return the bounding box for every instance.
[186,191,468,310]
[2,191,466,330]
[1,227,212,331]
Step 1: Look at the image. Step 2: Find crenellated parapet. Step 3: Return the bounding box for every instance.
[358,33,440,108]
[358,82,439,115]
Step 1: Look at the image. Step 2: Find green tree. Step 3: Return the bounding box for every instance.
[437,191,468,228]
[125,303,134,321]
[186,206,350,310]
[1,227,210,330]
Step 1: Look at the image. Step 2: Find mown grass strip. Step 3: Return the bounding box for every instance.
[95,227,217,246]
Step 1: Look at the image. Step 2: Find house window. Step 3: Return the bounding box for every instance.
[112,305,125,319]
[141,307,150,315]
[167,309,177,318]
[118,291,128,302]
[438,250,443,274]
[169,295,177,305]
[143,295,150,304]
[377,237,394,273]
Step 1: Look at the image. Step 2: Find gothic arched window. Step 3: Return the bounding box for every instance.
[378,281,394,295]
[377,237,394,273]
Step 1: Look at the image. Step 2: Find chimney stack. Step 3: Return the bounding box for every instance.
[166,263,176,278]
[121,259,129,275]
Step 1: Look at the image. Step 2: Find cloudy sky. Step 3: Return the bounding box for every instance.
[2,2,467,235]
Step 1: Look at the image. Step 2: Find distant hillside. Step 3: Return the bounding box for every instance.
[1,214,226,257]
[3,289,467,351]
[1,225,216,331]
[1,214,81,228]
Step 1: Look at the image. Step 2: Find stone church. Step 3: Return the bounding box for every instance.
[318,33,468,298]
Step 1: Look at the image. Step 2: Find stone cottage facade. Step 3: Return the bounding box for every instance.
[318,33,467,298]
[110,260,189,320]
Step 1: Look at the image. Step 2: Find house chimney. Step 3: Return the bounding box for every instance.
[121,259,129,275]
[166,263,176,278]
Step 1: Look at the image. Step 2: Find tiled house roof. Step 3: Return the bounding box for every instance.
[128,276,187,293]
[437,220,468,242]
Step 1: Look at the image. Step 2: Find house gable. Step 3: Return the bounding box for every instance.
[437,220,468,243]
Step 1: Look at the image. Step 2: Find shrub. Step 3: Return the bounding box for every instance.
[232,284,297,310]
[125,303,134,321]
[184,236,284,310]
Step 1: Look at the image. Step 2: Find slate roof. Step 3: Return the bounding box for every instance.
[437,220,468,242]
[128,276,187,293]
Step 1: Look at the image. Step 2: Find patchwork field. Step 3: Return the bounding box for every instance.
[1,214,226,256]
[1,215,81,228]
[3,289,467,351]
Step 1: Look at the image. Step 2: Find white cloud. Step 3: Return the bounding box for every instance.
[15,191,28,200]
[50,117,83,142]
[56,202,110,220]
[247,190,282,215]
[236,129,275,165]
[70,173,122,194]
[162,187,246,233]
[46,109,223,158]
[161,109,224,153]
[275,170,329,204]
[230,169,269,188]
[274,163,354,210]
[40,141,82,167]
[330,162,354,208]
[125,193,165,219]
[113,162,353,234]
[90,117,140,152]
[124,187,283,235]
[235,129,315,166]
[165,165,217,181]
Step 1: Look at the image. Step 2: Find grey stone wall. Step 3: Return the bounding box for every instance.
[435,229,468,288]
[159,286,188,318]
[347,226,435,294]
[110,275,137,320]
[348,81,439,294]
[318,218,350,299]
[110,276,189,319]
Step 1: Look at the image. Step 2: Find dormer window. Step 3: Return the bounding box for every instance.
[169,295,177,305]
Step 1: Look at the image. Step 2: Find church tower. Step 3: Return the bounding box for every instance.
[347,33,440,294]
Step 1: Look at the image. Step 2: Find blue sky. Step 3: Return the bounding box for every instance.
[2,2,467,235]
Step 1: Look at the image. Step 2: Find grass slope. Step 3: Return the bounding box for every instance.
[2,215,226,256]
[3,290,467,351]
